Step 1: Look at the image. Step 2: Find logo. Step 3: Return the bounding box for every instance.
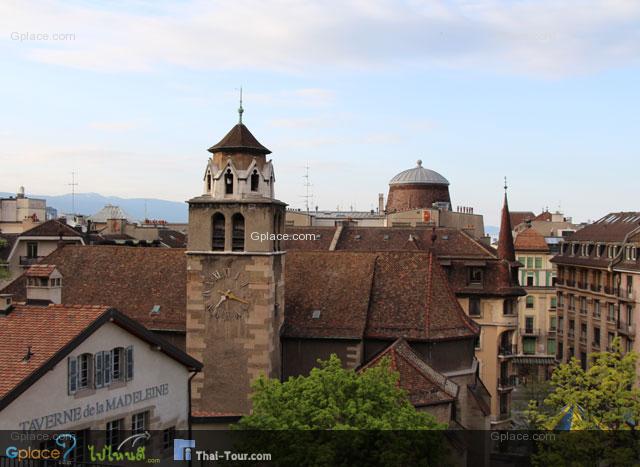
[5,433,76,461]
[174,439,195,461]
[88,431,151,463]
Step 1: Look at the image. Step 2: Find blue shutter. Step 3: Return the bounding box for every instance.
[95,352,104,388]
[126,346,134,380]
[104,351,112,386]
[68,357,77,394]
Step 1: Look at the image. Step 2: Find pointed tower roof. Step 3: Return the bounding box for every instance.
[207,123,271,155]
[498,190,516,262]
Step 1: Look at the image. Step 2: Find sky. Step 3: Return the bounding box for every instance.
[1,0,639,226]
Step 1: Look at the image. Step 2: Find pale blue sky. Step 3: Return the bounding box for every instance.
[1,0,639,225]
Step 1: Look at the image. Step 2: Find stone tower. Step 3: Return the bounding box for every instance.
[186,108,286,415]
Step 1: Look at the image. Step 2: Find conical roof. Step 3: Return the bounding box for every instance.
[208,123,271,155]
[498,193,516,262]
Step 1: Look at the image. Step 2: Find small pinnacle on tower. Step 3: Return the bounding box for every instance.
[504,176,508,192]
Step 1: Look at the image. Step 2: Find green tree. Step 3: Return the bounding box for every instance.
[233,355,448,466]
[525,338,640,466]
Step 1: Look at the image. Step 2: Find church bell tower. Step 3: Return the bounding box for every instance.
[186,100,286,416]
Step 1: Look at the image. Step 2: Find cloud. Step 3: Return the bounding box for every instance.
[1,0,639,77]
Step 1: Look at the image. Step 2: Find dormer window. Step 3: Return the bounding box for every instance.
[225,169,234,194]
[469,267,483,285]
[250,170,260,192]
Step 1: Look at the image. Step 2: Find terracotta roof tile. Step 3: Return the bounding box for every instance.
[0,304,109,400]
[360,338,458,406]
[514,228,549,252]
[283,251,479,341]
[20,220,83,238]
[1,245,186,331]
[24,264,58,277]
[509,211,535,227]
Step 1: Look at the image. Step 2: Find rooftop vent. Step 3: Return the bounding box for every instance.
[354,235,361,240]
[383,234,390,240]
[311,309,321,319]
[22,346,34,363]
[150,305,161,315]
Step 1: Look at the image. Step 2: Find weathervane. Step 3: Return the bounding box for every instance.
[503,176,508,192]
[238,87,244,124]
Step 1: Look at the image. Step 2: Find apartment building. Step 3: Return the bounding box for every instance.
[552,212,640,369]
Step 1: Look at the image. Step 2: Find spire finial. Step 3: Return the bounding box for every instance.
[503,176,508,192]
[238,87,244,124]
[417,159,422,167]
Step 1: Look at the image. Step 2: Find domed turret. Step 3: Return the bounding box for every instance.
[386,160,451,213]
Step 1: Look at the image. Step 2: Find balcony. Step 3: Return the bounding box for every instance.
[619,289,635,301]
[590,284,602,292]
[568,329,575,339]
[567,280,576,287]
[556,278,565,286]
[578,282,587,290]
[592,341,600,350]
[557,328,564,336]
[604,286,614,295]
[579,335,587,344]
[520,328,540,336]
[617,322,636,338]
[19,256,44,266]
[580,308,588,316]
[593,310,601,320]
[498,375,517,390]
[498,345,517,357]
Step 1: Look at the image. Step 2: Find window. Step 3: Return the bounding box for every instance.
[469,297,481,316]
[126,346,134,380]
[525,316,534,333]
[106,419,123,448]
[608,303,615,322]
[535,257,542,269]
[212,213,225,251]
[550,296,557,309]
[250,170,260,192]
[526,296,534,308]
[68,357,78,394]
[231,213,245,251]
[523,337,536,354]
[558,292,564,308]
[474,334,481,349]
[224,169,234,194]
[526,257,533,268]
[503,299,515,315]
[27,242,38,258]
[550,316,557,331]
[163,427,176,451]
[526,274,534,287]
[77,353,93,390]
[112,347,125,381]
[547,339,556,354]
[594,327,600,345]
[132,411,149,434]
[206,173,212,192]
[469,267,483,285]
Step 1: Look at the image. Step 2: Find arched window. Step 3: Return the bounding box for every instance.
[206,173,212,192]
[232,213,245,251]
[225,169,234,194]
[212,213,225,251]
[250,170,260,192]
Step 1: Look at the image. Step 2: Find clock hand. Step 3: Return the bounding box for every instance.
[225,291,249,305]
[212,295,226,311]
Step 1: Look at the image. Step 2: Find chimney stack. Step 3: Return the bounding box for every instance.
[378,193,384,214]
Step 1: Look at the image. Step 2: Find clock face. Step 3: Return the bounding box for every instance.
[202,265,251,320]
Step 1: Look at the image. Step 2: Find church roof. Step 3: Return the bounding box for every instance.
[389,160,449,186]
[208,123,271,155]
[283,250,480,341]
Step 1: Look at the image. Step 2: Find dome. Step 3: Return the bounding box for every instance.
[389,160,449,186]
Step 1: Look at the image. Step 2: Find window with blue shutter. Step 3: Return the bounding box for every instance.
[104,351,112,386]
[126,346,134,380]
[95,352,104,388]
[68,357,77,394]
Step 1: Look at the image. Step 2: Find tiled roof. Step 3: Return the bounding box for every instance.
[565,212,640,242]
[0,304,108,400]
[20,220,83,238]
[208,123,271,155]
[0,304,202,408]
[1,245,186,331]
[24,264,58,277]
[514,227,549,252]
[534,211,553,222]
[88,205,135,223]
[509,211,535,227]
[283,226,496,259]
[158,229,187,248]
[360,338,458,407]
[283,251,479,341]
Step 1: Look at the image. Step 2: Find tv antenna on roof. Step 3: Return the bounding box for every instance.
[69,171,79,214]
[301,164,313,214]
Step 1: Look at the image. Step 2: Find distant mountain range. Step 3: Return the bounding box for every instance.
[0,192,188,223]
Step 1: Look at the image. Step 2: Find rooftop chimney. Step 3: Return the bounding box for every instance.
[378,193,384,214]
